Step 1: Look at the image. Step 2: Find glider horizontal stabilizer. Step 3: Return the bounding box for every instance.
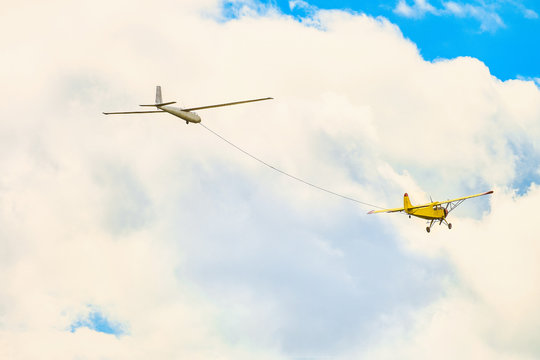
[103,110,165,115]
[139,101,177,107]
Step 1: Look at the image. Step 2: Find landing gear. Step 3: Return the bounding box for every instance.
[426,219,434,233]
[186,120,189,124]
[441,218,452,230]
[426,219,451,232]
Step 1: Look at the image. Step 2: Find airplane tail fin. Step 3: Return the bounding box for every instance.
[155,86,162,104]
[404,193,412,211]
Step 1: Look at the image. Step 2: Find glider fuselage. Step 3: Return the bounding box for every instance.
[160,105,202,123]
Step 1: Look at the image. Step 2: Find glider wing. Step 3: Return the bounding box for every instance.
[182,97,273,111]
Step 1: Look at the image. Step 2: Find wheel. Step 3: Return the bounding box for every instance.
[186,121,189,124]
[448,223,452,230]
[426,227,430,233]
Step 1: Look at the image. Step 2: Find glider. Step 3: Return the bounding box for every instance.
[368,191,493,233]
[103,86,273,124]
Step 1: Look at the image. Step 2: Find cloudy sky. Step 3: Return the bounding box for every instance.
[1,0,540,359]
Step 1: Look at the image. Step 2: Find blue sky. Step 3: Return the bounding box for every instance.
[70,308,125,336]
[235,0,540,81]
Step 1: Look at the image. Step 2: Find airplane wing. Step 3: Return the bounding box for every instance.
[103,110,165,115]
[433,190,493,214]
[368,207,405,214]
[182,97,273,111]
[434,191,493,206]
[368,191,493,215]
[367,203,432,214]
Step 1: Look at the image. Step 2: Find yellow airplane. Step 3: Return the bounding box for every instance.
[368,191,493,233]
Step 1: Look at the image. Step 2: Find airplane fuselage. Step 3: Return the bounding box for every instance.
[403,193,447,221]
[159,105,202,123]
[406,205,447,221]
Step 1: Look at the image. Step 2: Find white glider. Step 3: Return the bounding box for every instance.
[103,86,273,124]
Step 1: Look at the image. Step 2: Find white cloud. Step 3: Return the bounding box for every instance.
[1,0,540,359]
[395,0,538,32]
[394,0,439,18]
[508,0,539,19]
[442,1,505,32]
[523,8,538,18]
[289,0,311,12]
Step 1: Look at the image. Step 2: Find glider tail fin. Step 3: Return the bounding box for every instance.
[404,193,412,211]
[155,86,162,104]
[139,86,176,107]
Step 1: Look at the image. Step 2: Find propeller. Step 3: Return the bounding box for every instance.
[429,195,441,210]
